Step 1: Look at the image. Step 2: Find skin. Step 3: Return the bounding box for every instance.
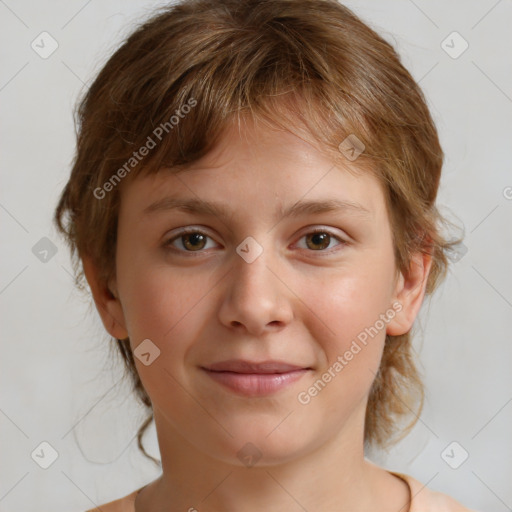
[83,116,431,511]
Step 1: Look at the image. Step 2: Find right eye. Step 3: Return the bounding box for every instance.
[164,228,220,253]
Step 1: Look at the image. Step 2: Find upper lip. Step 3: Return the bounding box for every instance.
[202,360,310,374]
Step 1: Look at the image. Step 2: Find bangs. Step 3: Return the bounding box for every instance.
[78,0,437,210]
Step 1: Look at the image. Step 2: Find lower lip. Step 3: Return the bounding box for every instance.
[201,368,309,397]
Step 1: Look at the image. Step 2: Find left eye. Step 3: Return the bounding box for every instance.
[164,228,345,253]
[295,229,345,252]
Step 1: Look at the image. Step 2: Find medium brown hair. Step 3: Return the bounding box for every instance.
[54,0,461,465]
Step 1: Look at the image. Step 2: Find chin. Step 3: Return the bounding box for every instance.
[213,422,313,468]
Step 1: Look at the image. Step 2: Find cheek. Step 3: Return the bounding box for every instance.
[118,267,207,409]
[118,261,215,372]
[303,264,395,353]
[294,259,396,408]
[119,256,198,334]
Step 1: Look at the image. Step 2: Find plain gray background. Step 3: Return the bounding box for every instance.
[1,0,511,510]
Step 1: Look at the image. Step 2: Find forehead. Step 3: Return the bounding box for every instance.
[118,119,387,225]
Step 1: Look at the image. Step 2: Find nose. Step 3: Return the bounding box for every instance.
[217,239,294,336]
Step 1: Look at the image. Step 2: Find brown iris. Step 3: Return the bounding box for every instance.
[305,232,331,250]
[181,232,207,251]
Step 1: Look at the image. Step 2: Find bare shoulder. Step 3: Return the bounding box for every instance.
[393,471,479,512]
[421,489,480,512]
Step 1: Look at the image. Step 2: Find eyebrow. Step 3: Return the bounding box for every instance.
[142,197,372,221]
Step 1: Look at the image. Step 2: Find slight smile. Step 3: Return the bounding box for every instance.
[200,360,313,397]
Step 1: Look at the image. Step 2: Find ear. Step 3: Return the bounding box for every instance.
[386,251,433,336]
[82,255,129,340]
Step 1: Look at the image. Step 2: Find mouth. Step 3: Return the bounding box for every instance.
[200,359,312,397]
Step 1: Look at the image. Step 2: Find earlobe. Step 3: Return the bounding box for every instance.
[386,251,433,336]
[82,255,129,340]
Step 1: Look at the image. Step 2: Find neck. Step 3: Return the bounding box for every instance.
[135,407,410,512]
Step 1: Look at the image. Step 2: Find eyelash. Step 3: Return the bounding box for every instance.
[163,227,348,256]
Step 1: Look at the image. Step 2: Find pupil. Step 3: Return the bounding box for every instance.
[185,233,204,249]
[310,232,329,250]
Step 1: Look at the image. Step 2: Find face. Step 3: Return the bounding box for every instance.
[87,117,428,467]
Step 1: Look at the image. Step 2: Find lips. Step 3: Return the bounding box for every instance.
[200,359,311,397]
[202,359,310,374]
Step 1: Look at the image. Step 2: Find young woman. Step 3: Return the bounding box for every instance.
[55,1,474,510]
